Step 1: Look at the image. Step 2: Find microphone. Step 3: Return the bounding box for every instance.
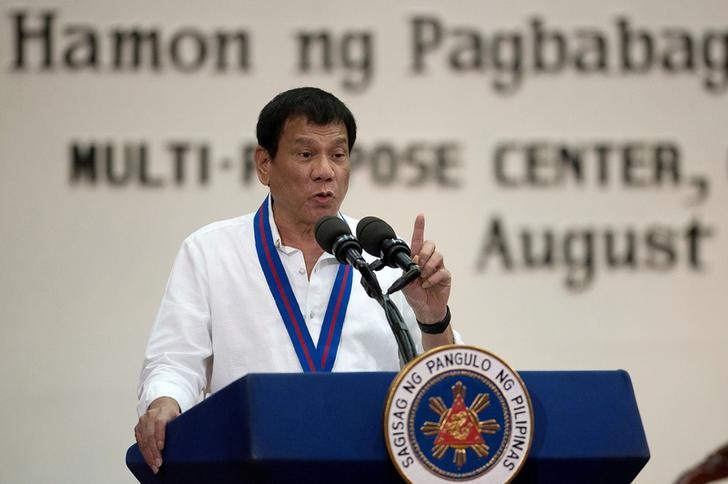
[314,216,382,298]
[318,215,417,363]
[356,216,421,294]
[356,216,420,271]
[315,215,363,266]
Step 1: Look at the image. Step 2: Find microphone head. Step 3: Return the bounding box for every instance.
[315,216,352,254]
[356,216,396,256]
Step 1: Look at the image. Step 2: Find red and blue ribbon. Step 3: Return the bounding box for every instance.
[254,197,352,372]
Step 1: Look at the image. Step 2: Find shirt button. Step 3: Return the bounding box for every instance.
[298,267,305,275]
[309,311,314,319]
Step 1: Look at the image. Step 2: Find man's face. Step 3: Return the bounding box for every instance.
[256,116,351,228]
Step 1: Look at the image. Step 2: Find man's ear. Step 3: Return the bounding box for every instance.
[255,146,271,186]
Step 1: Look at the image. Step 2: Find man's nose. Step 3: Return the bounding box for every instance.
[312,156,336,180]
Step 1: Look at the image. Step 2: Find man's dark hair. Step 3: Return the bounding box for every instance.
[256,87,357,158]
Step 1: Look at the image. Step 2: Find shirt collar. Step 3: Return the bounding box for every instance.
[266,195,284,249]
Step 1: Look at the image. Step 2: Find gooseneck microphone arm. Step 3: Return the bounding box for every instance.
[380,293,418,364]
[315,216,417,364]
[354,253,383,300]
[330,235,383,299]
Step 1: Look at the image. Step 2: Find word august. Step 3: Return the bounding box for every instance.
[476,216,714,291]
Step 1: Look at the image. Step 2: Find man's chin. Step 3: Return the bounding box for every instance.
[308,204,340,224]
[312,195,340,209]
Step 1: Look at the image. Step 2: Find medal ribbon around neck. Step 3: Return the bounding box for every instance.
[254,196,353,372]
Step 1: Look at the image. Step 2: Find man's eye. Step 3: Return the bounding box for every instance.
[299,152,313,159]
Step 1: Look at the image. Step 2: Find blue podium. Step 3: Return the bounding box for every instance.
[127,371,649,483]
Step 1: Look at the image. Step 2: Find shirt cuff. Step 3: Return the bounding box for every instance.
[451,328,464,345]
[137,380,199,417]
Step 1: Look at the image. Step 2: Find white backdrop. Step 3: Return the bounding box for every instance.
[1,1,727,483]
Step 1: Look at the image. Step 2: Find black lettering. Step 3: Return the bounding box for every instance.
[605,230,637,269]
[411,16,442,72]
[619,17,654,73]
[12,10,54,70]
[495,369,514,391]
[340,31,373,91]
[594,144,612,185]
[622,143,648,187]
[435,143,461,187]
[476,216,514,271]
[491,32,523,93]
[685,219,713,269]
[105,143,132,186]
[654,144,681,185]
[532,17,566,73]
[526,143,554,187]
[137,144,163,187]
[169,28,207,72]
[297,31,333,72]
[112,29,160,70]
[402,380,416,394]
[370,145,397,185]
[702,31,728,92]
[449,28,483,70]
[662,29,695,72]
[557,145,585,185]
[573,30,608,72]
[494,144,520,187]
[475,217,715,291]
[198,144,210,185]
[296,29,374,90]
[645,226,677,270]
[404,144,429,187]
[214,30,250,71]
[521,230,554,268]
[563,229,595,290]
[70,142,97,183]
[512,436,526,451]
[63,25,97,69]
[686,175,709,206]
[169,142,189,185]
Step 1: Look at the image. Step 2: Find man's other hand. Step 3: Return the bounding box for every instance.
[134,396,181,474]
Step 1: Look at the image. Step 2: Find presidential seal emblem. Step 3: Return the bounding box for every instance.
[384,345,533,483]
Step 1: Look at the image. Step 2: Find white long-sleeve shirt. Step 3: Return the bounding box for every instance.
[137,201,437,416]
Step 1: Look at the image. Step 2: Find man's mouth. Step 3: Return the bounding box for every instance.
[314,191,334,201]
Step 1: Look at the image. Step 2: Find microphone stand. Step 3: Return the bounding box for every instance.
[381,293,418,364]
[320,217,418,364]
[356,259,418,364]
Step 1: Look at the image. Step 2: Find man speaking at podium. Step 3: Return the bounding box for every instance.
[134,87,459,474]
